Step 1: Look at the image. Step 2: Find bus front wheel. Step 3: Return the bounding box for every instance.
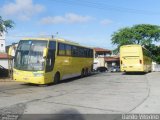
[53,73,60,84]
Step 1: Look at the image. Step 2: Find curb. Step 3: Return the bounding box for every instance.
[0,78,14,82]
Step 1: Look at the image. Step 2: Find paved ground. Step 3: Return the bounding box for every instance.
[131,72,160,113]
[0,72,159,117]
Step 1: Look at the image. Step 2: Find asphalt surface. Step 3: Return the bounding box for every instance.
[0,72,159,119]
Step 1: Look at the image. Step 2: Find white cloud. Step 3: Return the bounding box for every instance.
[40,13,92,24]
[100,19,113,26]
[1,0,44,20]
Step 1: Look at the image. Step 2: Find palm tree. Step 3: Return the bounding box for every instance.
[0,16,14,33]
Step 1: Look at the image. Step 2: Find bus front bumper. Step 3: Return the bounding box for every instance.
[13,70,46,84]
[121,66,144,72]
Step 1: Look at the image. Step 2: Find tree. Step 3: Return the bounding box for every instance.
[111,24,160,63]
[0,16,14,33]
[111,24,160,49]
[145,44,160,63]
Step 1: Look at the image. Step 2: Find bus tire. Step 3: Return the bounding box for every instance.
[53,72,60,84]
[85,69,89,76]
[88,69,91,76]
[81,69,85,78]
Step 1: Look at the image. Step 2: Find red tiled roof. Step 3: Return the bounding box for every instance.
[0,53,8,59]
[94,48,111,53]
[105,56,119,62]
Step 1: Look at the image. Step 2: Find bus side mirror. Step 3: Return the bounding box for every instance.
[8,47,12,56]
[8,47,14,57]
[43,48,48,58]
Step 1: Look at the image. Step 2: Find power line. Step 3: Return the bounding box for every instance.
[6,32,60,38]
[52,0,160,15]
[6,35,56,38]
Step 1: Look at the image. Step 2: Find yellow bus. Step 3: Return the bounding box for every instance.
[120,44,152,72]
[13,38,93,84]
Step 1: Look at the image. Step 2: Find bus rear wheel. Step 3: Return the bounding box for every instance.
[81,69,85,78]
[85,69,89,76]
[53,73,60,84]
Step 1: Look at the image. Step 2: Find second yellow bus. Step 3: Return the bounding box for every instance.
[120,44,152,72]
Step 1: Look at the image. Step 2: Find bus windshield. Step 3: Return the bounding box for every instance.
[14,40,48,71]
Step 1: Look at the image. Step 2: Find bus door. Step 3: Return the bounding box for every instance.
[45,41,56,82]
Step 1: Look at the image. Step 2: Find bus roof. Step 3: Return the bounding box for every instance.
[22,38,51,41]
[121,44,141,48]
[120,44,151,54]
[21,38,93,49]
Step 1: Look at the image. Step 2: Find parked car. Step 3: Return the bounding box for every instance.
[0,65,8,77]
[96,67,108,72]
[110,66,120,72]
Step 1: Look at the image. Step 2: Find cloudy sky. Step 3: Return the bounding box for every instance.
[1,0,160,49]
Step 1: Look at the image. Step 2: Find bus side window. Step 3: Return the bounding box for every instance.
[84,48,87,57]
[58,43,66,55]
[72,46,77,57]
[87,48,89,57]
[66,45,71,56]
[79,47,84,57]
[46,41,56,72]
[89,49,93,58]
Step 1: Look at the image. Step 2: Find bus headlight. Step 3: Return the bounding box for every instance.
[33,73,44,77]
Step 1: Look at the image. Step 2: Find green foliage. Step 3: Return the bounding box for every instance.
[0,16,14,33]
[111,24,160,47]
[145,44,160,63]
[111,24,160,63]
[155,56,160,64]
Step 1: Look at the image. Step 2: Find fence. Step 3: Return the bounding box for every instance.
[152,64,160,72]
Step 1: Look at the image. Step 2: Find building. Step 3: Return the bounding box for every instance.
[6,43,18,56]
[0,31,5,52]
[0,53,8,69]
[105,56,120,69]
[0,31,8,69]
[93,47,111,71]
[0,31,17,76]
[93,47,120,72]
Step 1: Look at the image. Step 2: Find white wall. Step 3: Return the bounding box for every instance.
[152,62,160,72]
[0,40,5,52]
[93,57,107,70]
[0,32,6,52]
[0,59,8,69]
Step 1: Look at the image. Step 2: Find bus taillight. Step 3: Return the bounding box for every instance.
[140,60,142,64]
